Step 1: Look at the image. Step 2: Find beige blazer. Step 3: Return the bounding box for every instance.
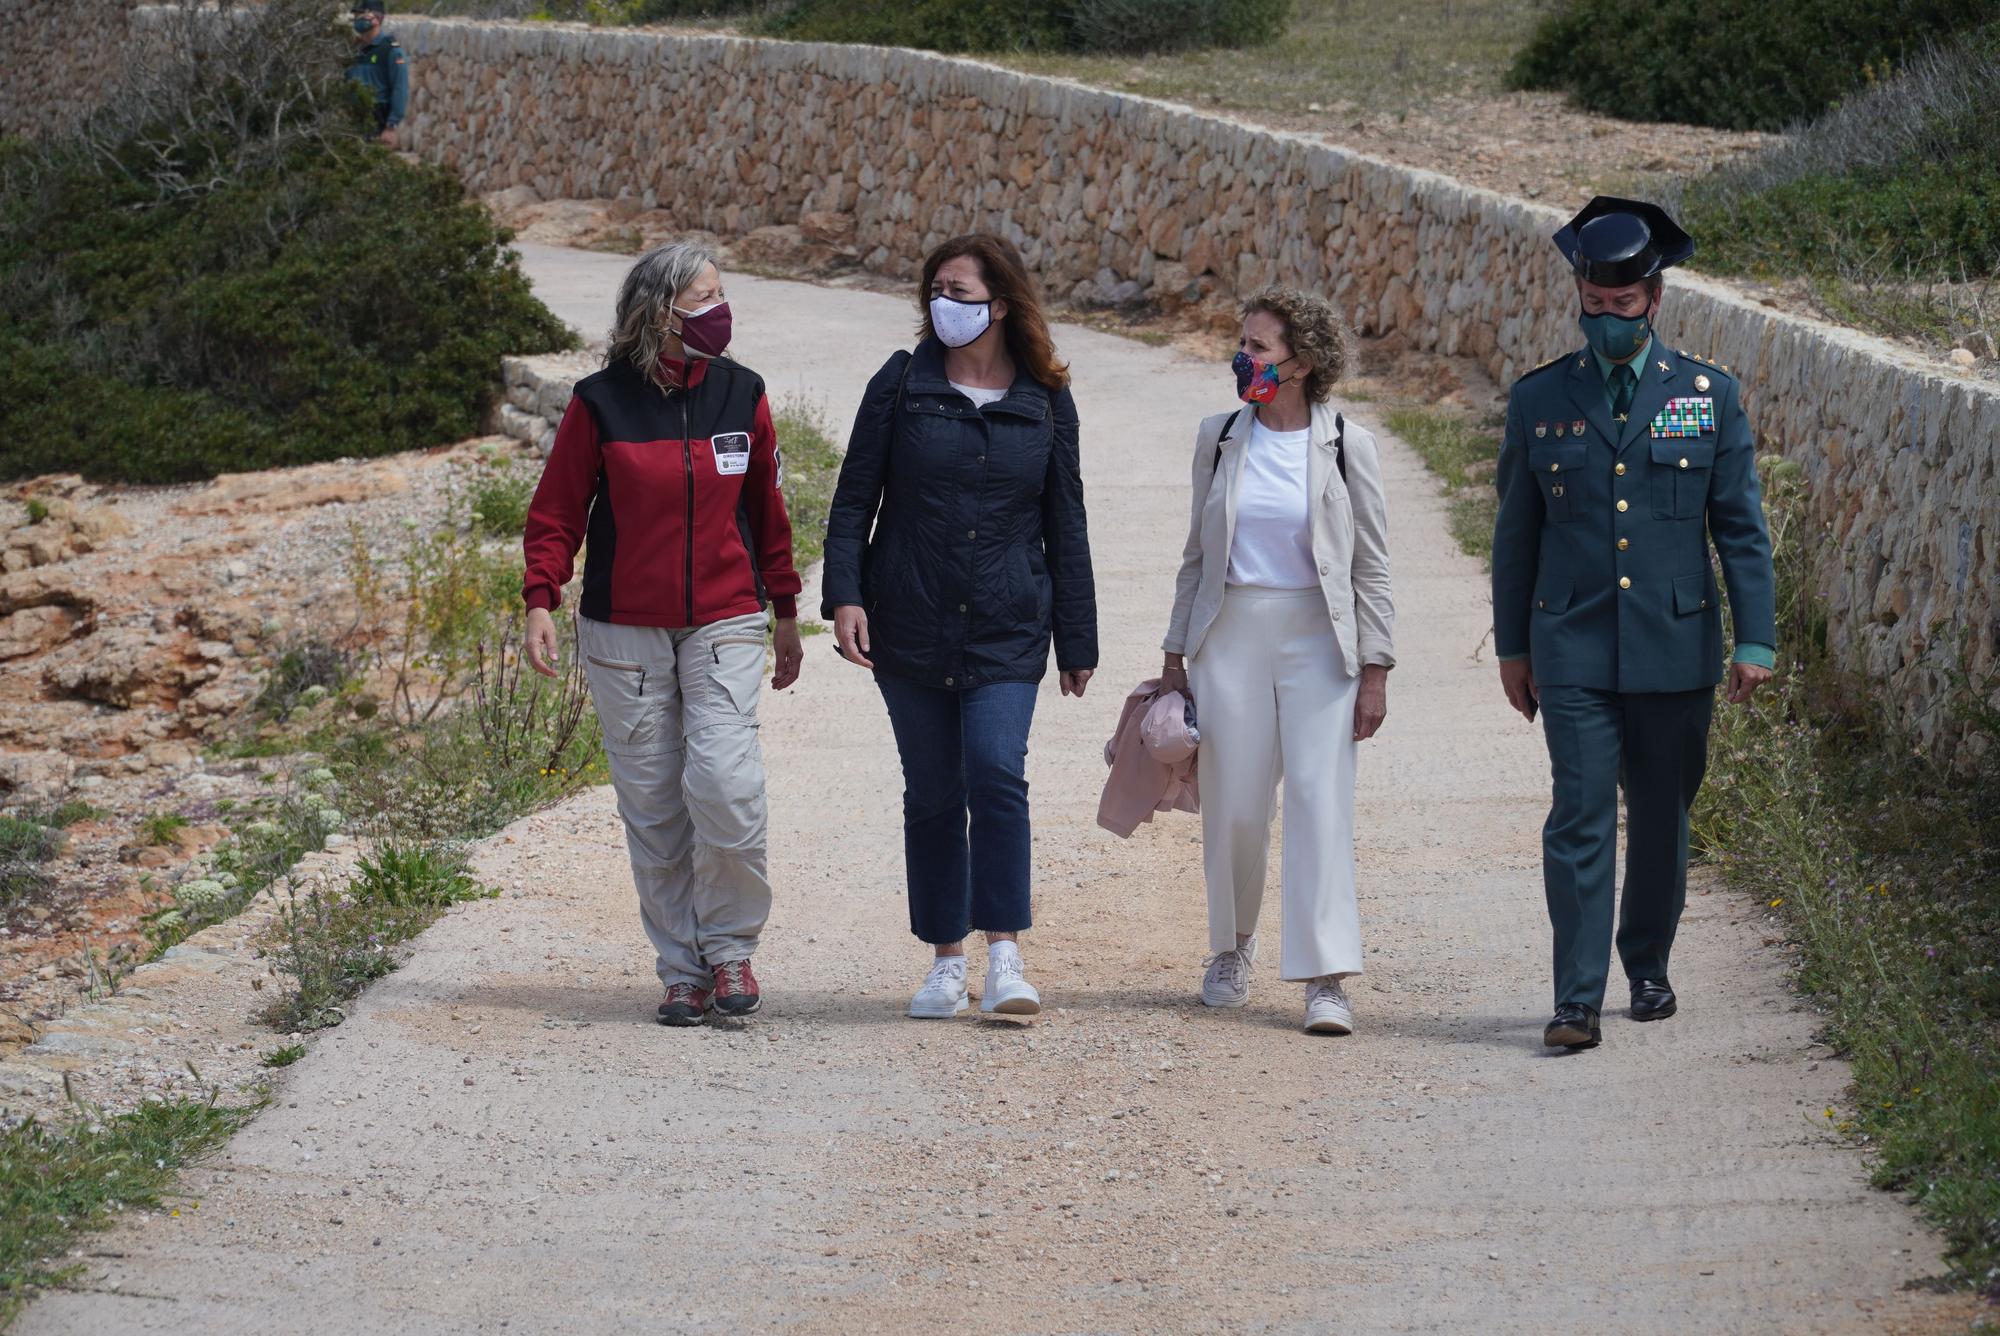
[1162,400,1395,674]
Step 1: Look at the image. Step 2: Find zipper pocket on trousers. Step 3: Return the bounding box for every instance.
[584,654,647,696]
[709,635,766,665]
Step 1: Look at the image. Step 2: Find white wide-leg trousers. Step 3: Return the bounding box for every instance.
[1188,585,1363,981]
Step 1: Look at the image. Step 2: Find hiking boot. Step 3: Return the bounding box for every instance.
[656,981,713,1027]
[712,959,762,1017]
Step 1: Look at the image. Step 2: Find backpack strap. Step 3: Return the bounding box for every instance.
[1209,408,1244,476]
[1213,407,1347,480]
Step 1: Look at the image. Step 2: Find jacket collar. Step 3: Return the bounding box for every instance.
[653,353,710,392]
[905,337,1050,419]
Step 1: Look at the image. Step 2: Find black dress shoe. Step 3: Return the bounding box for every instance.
[1543,1003,1601,1049]
[1629,977,1677,1021]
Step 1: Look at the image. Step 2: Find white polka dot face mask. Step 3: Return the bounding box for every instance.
[929,294,992,349]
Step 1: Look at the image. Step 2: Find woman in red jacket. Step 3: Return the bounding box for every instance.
[522,240,804,1027]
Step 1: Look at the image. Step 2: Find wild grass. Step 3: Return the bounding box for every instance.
[1002,0,1543,120]
[1686,461,2000,1291]
[259,844,495,1033]
[0,1095,253,1325]
[0,816,61,907]
[1383,404,1501,563]
[773,396,843,573]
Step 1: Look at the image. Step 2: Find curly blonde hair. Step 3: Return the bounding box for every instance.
[1242,286,1350,404]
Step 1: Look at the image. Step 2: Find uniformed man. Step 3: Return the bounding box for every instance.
[1491,195,1777,1051]
[345,1,409,147]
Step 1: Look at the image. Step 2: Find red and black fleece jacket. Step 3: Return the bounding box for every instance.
[523,355,801,627]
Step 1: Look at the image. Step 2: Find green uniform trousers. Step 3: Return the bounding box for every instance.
[1538,684,1713,1011]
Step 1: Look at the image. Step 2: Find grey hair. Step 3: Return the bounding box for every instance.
[606,239,718,380]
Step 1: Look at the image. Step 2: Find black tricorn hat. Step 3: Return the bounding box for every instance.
[1553,195,1695,286]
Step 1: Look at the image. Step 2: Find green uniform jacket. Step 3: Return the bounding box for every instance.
[1491,344,1776,693]
[344,33,410,132]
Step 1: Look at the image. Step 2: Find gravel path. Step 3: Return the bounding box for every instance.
[23,248,1966,1334]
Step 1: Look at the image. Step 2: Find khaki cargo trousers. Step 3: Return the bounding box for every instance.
[577,612,771,989]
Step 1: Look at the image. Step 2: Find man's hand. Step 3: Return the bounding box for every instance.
[525,606,559,679]
[1060,669,1093,698]
[1499,657,1538,721]
[377,126,400,149]
[771,618,803,691]
[832,605,873,669]
[1353,664,1389,740]
[1726,660,1772,704]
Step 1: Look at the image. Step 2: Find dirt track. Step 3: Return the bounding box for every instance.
[22,248,1969,1334]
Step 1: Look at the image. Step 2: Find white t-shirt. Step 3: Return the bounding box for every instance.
[951,381,1007,408]
[1225,416,1318,589]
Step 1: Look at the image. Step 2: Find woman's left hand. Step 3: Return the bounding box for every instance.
[772,618,804,691]
[1353,664,1389,741]
[1060,669,1093,698]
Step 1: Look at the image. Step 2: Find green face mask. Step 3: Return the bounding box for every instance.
[352,16,375,33]
[1578,310,1650,362]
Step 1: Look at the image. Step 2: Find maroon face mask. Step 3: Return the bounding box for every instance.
[672,301,732,358]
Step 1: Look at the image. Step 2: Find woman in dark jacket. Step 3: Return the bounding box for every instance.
[823,233,1097,1021]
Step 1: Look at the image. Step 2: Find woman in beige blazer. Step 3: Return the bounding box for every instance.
[1161,286,1395,1034]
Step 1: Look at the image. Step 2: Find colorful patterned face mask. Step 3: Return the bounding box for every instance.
[1232,350,1295,404]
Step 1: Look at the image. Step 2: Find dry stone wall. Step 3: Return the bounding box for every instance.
[13,11,1999,752]
[0,0,139,136]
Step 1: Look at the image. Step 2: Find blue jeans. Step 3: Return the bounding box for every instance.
[874,675,1038,944]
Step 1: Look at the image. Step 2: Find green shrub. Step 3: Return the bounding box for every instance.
[0,816,61,906]
[772,396,843,570]
[1676,24,2000,280]
[466,457,539,540]
[255,635,359,722]
[766,0,1288,54]
[0,0,575,485]
[1508,0,1996,131]
[1065,0,1290,55]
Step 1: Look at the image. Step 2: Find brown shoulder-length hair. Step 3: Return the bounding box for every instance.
[918,235,1070,390]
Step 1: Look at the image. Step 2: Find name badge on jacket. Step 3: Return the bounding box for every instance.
[1650,397,1715,438]
[711,432,751,475]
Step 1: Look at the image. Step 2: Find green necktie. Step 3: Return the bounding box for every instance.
[1610,362,1638,421]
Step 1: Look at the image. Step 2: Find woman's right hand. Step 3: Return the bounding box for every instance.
[834,605,874,669]
[525,606,559,679]
[1161,655,1189,697]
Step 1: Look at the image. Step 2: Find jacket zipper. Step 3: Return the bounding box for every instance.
[682,389,695,627]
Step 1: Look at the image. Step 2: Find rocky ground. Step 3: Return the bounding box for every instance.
[0,439,541,1044]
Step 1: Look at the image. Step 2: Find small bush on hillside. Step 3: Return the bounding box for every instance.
[0,0,574,485]
[1509,0,1995,131]
[1065,0,1290,55]
[766,0,1289,54]
[1674,25,2000,280]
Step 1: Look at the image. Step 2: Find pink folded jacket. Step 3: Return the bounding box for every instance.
[1098,678,1200,838]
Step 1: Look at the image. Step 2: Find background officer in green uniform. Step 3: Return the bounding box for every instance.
[345,2,409,147]
[1491,196,1777,1051]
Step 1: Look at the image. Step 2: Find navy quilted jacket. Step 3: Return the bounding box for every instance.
[821,338,1097,688]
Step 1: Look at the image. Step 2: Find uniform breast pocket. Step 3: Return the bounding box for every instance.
[1527,445,1587,523]
[1648,437,1715,520]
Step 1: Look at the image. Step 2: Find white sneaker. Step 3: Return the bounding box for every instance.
[981,946,1041,1016]
[909,959,969,1019]
[1304,976,1354,1035]
[1200,935,1258,1008]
